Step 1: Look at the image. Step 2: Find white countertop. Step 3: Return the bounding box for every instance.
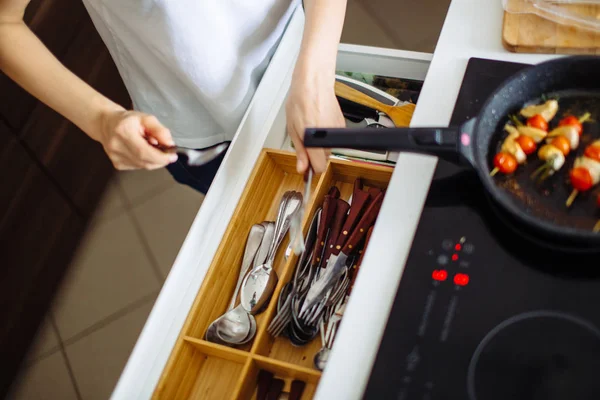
[112,0,564,399]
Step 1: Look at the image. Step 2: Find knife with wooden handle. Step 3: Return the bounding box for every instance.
[312,188,339,268]
[301,192,384,315]
[256,370,274,400]
[339,192,383,253]
[367,187,382,200]
[329,186,341,199]
[266,378,285,400]
[289,380,306,400]
[335,179,370,250]
[322,198,350,263]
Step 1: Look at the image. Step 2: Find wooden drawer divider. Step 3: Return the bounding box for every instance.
[153,149,393,400]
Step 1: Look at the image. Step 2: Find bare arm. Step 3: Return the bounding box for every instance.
[286,0,348,173]
[297,0,347,83]
[0,0,176,170]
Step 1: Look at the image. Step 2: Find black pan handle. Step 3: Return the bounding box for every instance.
[304,119,477,166]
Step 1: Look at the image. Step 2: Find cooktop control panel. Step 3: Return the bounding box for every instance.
[396,237,477,400]
[367,206,486,400]
[430,237,473,287]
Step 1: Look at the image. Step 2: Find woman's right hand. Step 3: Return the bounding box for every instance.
[97,109,179,170]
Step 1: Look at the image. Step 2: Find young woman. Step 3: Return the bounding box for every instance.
[0,0,346,193]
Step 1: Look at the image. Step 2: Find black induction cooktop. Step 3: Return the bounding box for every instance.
[363,58,600,400]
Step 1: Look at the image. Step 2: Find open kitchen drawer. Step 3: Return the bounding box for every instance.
[112,6,433,400]
[152,149,393,399]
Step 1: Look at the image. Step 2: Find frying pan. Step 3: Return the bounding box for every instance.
[304,56,600,251]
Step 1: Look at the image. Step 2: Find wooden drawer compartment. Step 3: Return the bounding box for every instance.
[154,149,393,399]
[163,339,246,399]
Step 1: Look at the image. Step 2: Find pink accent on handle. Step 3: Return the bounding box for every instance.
[461,133,471,146]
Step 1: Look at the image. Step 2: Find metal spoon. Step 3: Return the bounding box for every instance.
[313,319,330,370]
[255,222,275,269]
[212,305,253,344]
[314,298,345,370]
[205,224,264,345]
[240,191,303,314]
[227,224,265,310]
[240,192,293,315]
[314,346,330,371]
[204,322,228,346]
[238,312,257,344]
[210,306,257,346]
[155,142,229,166]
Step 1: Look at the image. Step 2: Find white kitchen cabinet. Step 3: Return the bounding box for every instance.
[112,7,432,400]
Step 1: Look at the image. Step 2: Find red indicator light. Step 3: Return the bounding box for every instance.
[454,273,470,286]
[452,254,459,261]
[455,243,462,251]
[432,269,448,281]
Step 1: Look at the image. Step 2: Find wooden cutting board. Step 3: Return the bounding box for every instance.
[502,0,600,54]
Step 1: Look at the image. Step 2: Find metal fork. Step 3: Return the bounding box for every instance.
[324,297,346,348]
[302,268,349,326]
[268,252,313,336]
[268,208,320,337]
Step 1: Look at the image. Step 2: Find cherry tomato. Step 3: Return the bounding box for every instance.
[494,152,517,174]
[527,114,548,131]
[516,135,536,155]
[569,167,593,192]
[559,115,583,136]
[551,136,571,156]
[584,145,600,163]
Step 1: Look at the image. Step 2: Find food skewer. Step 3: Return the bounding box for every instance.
[489,99,558,177]
[557,112,591,135]
[490,116,548,177]
[566,139,600,207]
[530,113,590,183]
[490,125,527,176]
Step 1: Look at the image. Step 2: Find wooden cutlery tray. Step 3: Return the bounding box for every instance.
[153,149,393,399]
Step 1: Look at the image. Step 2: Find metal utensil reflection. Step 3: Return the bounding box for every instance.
[205,224,266,345]
[241,191,302,314]
[268,209,321,337]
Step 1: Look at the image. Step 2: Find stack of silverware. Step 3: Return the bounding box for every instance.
[268,178,384,370]
[204,191,303,346]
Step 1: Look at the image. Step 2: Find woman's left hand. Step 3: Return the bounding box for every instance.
[286,66,345,174]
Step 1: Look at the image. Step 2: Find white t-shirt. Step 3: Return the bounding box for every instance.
[82,0,297,149]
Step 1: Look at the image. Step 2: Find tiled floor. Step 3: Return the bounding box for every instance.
[7,169,203,400]
[8,1,450,398]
